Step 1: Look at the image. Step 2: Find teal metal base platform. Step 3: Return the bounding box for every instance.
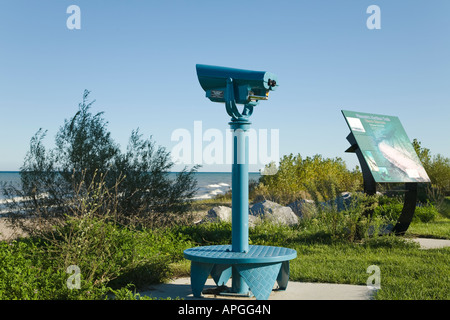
[184,245,297,300]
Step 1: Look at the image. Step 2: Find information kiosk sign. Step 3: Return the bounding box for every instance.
[342,110,431,235]
[342,110,430,183]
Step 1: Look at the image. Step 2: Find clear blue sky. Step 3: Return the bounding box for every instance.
[1,0,449,172]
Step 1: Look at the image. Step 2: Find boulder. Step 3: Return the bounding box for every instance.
[249,200,298,226]
[205,206,232,223]
[335,192,352,211]
[288,199,316,218]
[334,191,381,211]
[203,205,259,227]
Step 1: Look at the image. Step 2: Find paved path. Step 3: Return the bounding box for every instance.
[140,277,375,300]
[410,238,450,249]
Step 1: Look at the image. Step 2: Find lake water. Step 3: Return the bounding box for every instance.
[0,171,261,201]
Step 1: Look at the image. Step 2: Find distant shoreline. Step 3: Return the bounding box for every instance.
[1,171,261,202]
[0,171,262,174]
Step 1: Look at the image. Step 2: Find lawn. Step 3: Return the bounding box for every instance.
[1,208,449,300]
[406,217,450,239]
[289,239,449,300]
[169,217,450,300]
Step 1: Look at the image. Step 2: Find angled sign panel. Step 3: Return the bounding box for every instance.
[342,110,430,183]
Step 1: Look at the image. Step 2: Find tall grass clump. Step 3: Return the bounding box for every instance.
[299,179,391,242]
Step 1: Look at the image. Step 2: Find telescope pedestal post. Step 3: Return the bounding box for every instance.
[229,118,251,295]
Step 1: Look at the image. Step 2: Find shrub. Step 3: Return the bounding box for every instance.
[1,90,198,234]
[254,154,362,205]
[297,181,392,242]
[374,199,438,223]
[0,238,112,300]
[173,222,232,246]
[373,201,403,222]
[413,139,450,196]
[0,176,193,299]
[414,203,439,223]
[43,172,190,288]
[0,226,182,300]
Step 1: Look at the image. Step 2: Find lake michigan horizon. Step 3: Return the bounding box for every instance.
[0,171,261,201]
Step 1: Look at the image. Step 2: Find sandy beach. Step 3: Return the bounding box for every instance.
[0,218,27,241]
[0,218,14,240]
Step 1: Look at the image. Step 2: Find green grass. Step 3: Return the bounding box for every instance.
[289,240,449,300]
[1,209,449,300]
[251,222,450,300]
[406,217,450,239]
[169,220,450,300]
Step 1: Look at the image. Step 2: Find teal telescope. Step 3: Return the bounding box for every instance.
[196,64,278,112]
[196,64,278,254]
[196,64,277,294]
[185,64,296,299]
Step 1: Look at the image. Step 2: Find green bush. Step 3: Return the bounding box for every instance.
[414,203,439,223]
[41,176,193,292]
[374,201,403,222]
[254,154,362,205]
[443,197,450,218]
[173,222,232,246]
[0,240,54,300]
[0,218,192,300]
[374,199,439,223]
[413,139,450,196]
[314,193,391,242]
[0,173,194,300]
[0,239,110,300]
[1,90,198,235]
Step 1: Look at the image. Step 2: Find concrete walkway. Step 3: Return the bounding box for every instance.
[410,238,450,249]
[140,277,375,300]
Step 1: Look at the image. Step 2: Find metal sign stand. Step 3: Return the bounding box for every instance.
[345,132,419,235]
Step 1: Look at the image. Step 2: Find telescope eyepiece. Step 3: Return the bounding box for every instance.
[196,64,278,104]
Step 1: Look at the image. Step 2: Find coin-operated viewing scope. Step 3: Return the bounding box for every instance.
[196,64,278,106]
[185,64,296,300]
